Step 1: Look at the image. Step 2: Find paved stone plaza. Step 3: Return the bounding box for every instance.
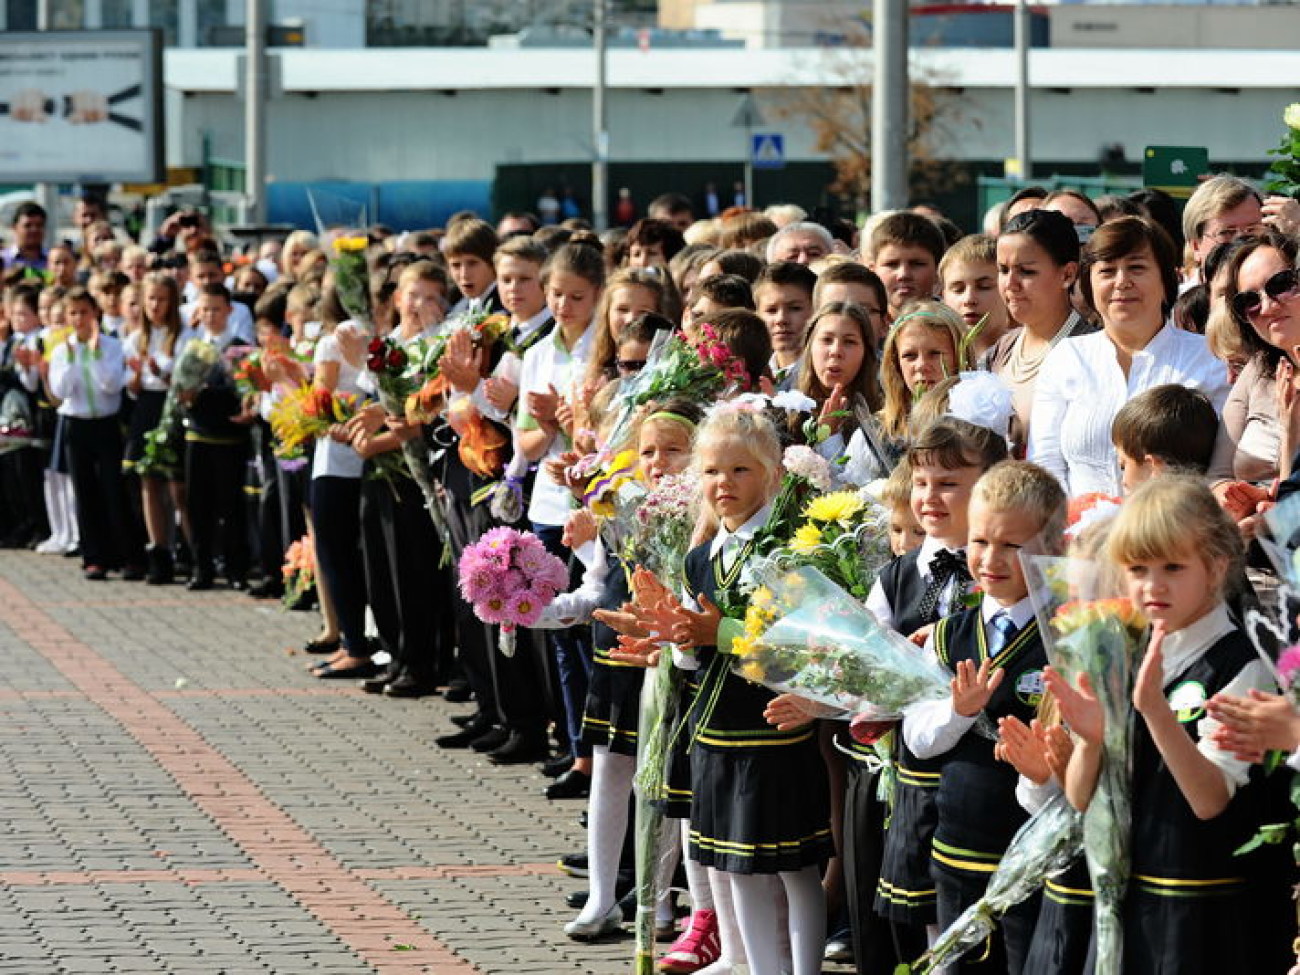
[0,551,643,974]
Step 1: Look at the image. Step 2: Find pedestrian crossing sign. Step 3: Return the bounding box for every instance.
[751,133,785,170]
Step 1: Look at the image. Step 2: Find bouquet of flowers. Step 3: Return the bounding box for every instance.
[729,564,954,719]
[1264,103,1300,199]
[766,480,893,600]
[268,383,358,461]
[413,309,513,382]
[136,338,221,478]
[1023,554,1146,975]
[911,794,1084,973]
[281,534,316,610]
[330,235,371,328]
[458,527,570,657]
[226,347,272,401]
[366,335,450,550]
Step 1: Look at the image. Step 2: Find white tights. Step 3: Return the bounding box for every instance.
[573,746,635,924]
[729,866,823,975]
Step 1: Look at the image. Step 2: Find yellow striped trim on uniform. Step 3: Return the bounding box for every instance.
[690,827,831,859]
[184,432,243,446]
[663,785,692,799]
[593,650,646,670]
[694,726,815,749]
[1133,874,1244,899]
[1045,879,1095,906]
[580,715,638,743]
[896,766,941,788]
[876,877,937,906]
[935,610,1039,672]
[931,838,1003,874]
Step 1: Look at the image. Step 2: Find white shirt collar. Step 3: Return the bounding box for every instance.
[981,593,1036,631]
[916,535,963,580]
[515,307,552,342]
[709,502,774,560]
[1160,602,1235,683]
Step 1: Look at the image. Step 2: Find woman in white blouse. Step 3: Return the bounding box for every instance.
[1029,217,1230,496]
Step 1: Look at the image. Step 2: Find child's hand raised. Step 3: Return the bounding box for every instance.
[441,329,483,393]
[1132,621,1169,717]
[592,601,648,639]
[819,383,848,434]
[907,623,935,647]
[484,376,518,412]
[996,715,1051,784]
[607,633,662,668]
[670,593,723,649]
[562,508,596,550]
[951,658,1004,717]
[1040,723,1074,784]
[526,384,560,429]
[1043,667,1104,747]
[1207,689,1300,763]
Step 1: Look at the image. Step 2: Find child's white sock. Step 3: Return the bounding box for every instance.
[573,746,634,924]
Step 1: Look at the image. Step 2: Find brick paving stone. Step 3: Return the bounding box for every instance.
[0,552,862,974]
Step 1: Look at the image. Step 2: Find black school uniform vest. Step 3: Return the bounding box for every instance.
[1130,628,1260,898]
[930,605,1046,873]
[683,541,813,750]
[591,545,632,659]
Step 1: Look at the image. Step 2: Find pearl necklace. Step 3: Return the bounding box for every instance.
[1006,311,1082,384]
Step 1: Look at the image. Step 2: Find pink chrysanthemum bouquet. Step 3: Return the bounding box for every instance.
[457,527,570,656]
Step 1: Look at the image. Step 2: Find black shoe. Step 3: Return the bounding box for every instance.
[228,578,249,592]
[62,545,80,559]
[361,669,398,694]
[546,768,591,800]
[557,853,588,878]
[487,732,550,765]
[565,871,634,910]
[384,674,437,698]
[436,717,494,750]
[186,575,214,591]
[315,659,382,680]
[145,545,174,585]
[541,754,574,778]
[248,578,283,599]
[83,565,108,581]
[303,637,341,655]
[443,679,472,703]
[450,711,482,729]
[121,563,146,582]
[470,726,510,753]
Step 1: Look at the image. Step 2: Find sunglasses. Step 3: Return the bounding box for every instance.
[616,358,647,374]
[1231,267,1300,323]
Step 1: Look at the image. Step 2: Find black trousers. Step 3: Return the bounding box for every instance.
[185,438,250,581]
[444,487,499,713]
[360,475,445,684]
[64,415,135,569]
[310,475,368,656]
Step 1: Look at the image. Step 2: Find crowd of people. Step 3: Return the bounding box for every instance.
[3,177,1300,975]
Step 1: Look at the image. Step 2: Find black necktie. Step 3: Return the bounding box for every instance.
[917,548,971,622]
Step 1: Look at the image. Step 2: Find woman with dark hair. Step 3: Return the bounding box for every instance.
[1029,216,1230,495]
[985,208,1094,455]
[1209,232,1300,507]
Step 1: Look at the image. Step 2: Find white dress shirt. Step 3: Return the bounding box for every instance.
[903,595,1037,760]
[1157,602,1271,797]
[535,537,611,629]
[48,332,126,418]
[125,327,183,393]
[181,299,255,345]
[309,333,366,480]
[461,307,552,424]
[517,322,595,527]
[865,535,967,633]
[1028,325,1230,497]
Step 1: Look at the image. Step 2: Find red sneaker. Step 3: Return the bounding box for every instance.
[657,908,720,973]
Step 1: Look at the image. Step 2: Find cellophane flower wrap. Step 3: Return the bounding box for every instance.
[457,527,569,657]
[136,338,220,478]
[366,335,451,553]
[912,794,1084,973]
[330,235,372,328]
[765,483,893,601]
[728,563,953,719]
[1022,554,1146,975]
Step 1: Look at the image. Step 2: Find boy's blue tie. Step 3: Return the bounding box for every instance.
[987,610,1016,658]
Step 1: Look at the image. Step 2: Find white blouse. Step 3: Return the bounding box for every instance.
[1028,324,1230,497]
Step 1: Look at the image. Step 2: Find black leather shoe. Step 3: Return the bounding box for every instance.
[450,711,482,729]
[384,674,437,698]
[470,726,510,753]
[248,578,283,599]
[545,768,591,800]
[436,717,494,749]
[541,754,573,778]
[83,565,108,581]
[566,871,634,910]
[361,669,399,694]
[487,732,550,765]
[303,637,341,655]
[187,573,214,591]
[121,564,146,582]
[443,680,472,703]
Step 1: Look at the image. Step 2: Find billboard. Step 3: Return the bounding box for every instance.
[0,30,164,184]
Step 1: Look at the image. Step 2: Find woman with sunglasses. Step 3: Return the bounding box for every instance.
[1029,216,1230,496]
[1209,233,1300,525]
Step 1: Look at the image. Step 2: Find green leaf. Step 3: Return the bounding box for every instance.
[1234,822,1291,856]
[392,943,416,951]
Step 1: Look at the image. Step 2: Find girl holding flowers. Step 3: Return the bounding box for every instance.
[538,399,703,942]
[1044,476,1290,974]
[627,405,832,975]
